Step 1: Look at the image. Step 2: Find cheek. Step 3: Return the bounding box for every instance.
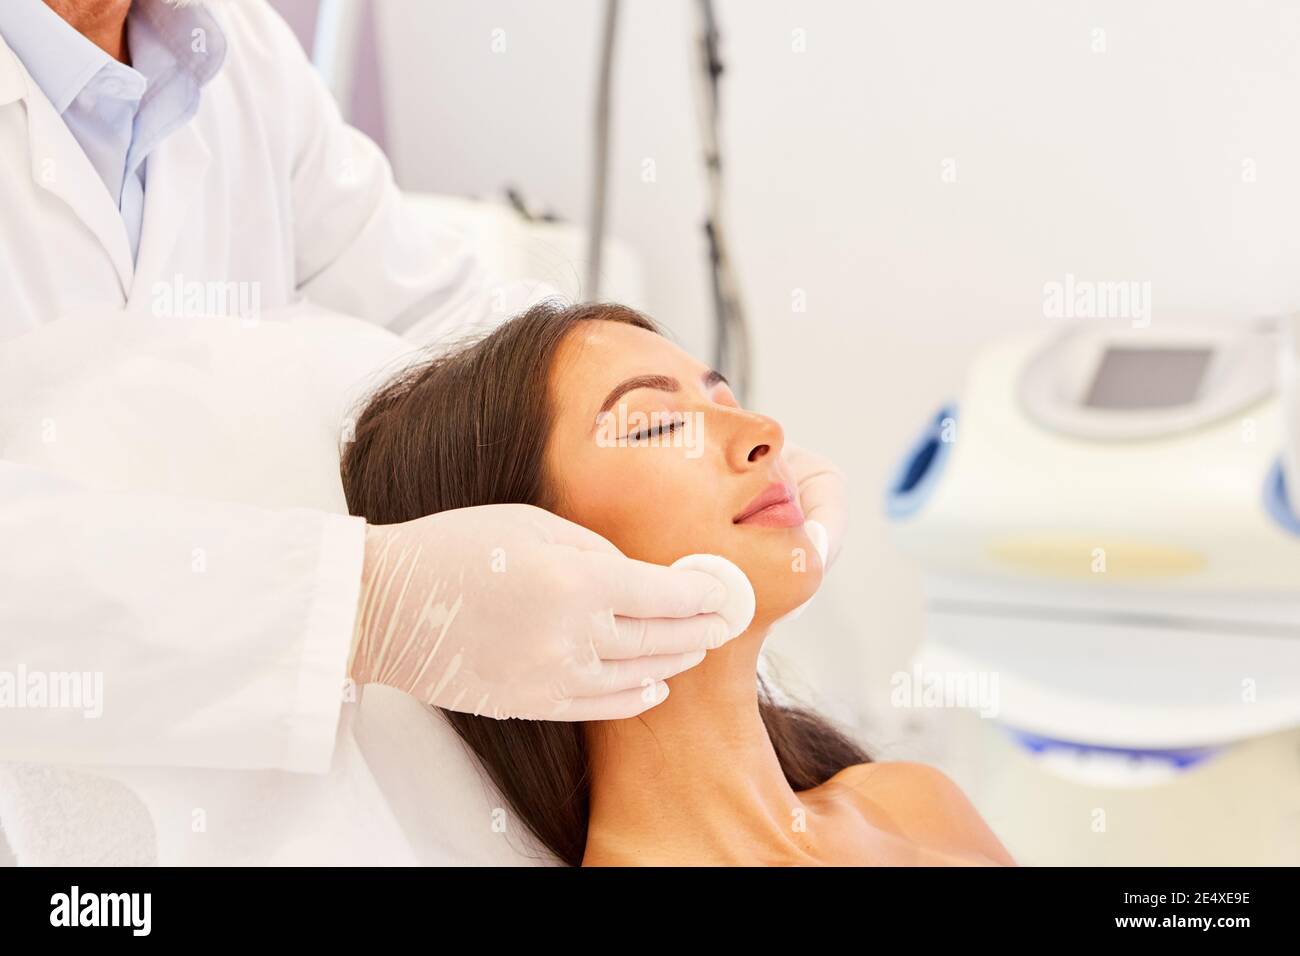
[555,447,722,566]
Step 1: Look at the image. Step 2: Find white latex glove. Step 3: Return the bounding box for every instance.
[784,442,848,567]
[348,504,732,720]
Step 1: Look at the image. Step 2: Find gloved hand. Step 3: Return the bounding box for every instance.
[784,442,848,567]
[348,504,732,720]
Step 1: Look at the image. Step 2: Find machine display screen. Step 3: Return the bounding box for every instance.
[1083,346,1213,409]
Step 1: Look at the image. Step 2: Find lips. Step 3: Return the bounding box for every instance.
[733,482,805,528]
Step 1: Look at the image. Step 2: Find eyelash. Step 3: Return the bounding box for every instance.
[628,417,684,442]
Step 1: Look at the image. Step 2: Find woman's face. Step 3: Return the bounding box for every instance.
[544,320,823,625]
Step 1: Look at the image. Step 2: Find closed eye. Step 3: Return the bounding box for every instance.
[592,368,732,432]
[627,416,685,442]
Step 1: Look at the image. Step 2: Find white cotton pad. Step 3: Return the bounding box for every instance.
[670,553,756,639]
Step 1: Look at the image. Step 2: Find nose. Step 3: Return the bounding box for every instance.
[723,409,786,471]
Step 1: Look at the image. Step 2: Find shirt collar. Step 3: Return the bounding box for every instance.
[128,0,226,102]
[0,0,116,113]
[0,0,225,115]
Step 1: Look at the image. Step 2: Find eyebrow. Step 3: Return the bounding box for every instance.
[598,369,733,413]
[595,369,729,420]
[597,374,677,414]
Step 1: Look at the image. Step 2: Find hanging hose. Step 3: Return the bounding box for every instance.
[585,0,750,399]
[585,0,620,301]
[691,0,751,400]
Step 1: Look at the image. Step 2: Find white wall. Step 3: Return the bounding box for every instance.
[374,0,1300,743]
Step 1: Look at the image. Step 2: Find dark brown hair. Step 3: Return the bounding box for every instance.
[340,300,870,865]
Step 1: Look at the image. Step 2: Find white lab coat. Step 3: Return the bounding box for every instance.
[0,1,549,864]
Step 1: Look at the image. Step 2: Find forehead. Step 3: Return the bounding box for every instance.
[552,320,704,396]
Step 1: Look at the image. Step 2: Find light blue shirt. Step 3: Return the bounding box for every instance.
[0,0,225,262]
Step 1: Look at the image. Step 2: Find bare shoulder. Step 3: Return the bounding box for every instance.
[831,759,959,793]
[825,761,1017,865]
[826,760,976,817]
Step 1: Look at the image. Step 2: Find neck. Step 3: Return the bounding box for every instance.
[584,621,813,864]
[45,0,134,62]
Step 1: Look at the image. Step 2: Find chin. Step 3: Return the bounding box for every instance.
[726,525,824,627]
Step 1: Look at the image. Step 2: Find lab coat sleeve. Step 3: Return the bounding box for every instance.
[272,11,550,345]
[0,459,365,773]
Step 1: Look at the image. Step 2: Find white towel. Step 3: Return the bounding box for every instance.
[0,763,155,866]
[0,692,554,866]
